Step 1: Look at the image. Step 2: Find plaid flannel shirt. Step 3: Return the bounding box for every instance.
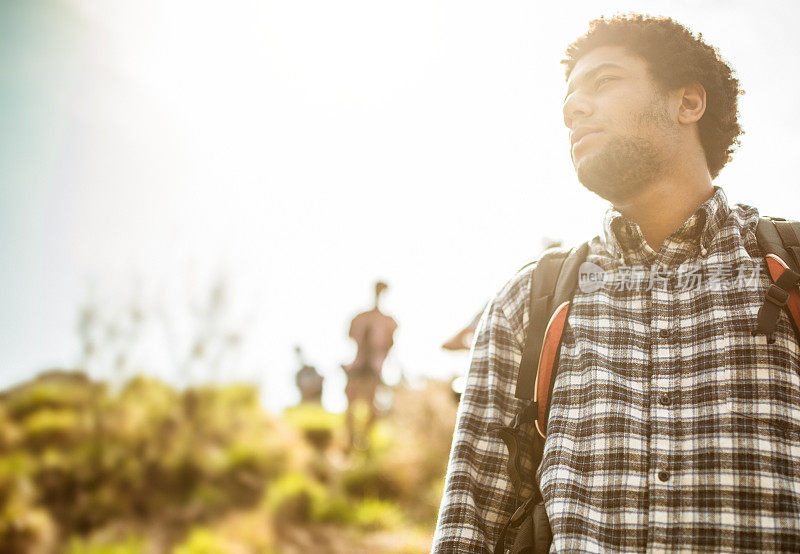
[432,187,800,553]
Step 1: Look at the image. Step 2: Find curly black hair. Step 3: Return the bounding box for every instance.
[563,15,743,179]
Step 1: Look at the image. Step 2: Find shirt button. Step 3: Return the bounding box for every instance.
[658,470,670,482]
[659,394,671,406]
[658,328,671,339]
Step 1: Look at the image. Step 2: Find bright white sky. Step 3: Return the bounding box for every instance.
[1,0,798,412]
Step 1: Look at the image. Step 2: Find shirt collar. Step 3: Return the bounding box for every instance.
[600,186,731,265]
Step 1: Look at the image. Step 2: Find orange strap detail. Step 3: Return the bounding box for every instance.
[534,301,570,438]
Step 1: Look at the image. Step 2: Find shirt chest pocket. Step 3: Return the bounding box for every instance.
[724,320,800,448]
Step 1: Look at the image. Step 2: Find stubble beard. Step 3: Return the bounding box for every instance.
[576,135,662,203]
[574,99,674,204]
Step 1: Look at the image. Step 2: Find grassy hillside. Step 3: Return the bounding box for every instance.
[0,371,458,553]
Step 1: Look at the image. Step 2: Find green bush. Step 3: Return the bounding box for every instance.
[172,527,225,554]
[0,406,20,452]
[0,503,57,554]
[0,371,457,553]
[2,373,97,420]
[22,408,83,446]
[172,518,276,554]
[265,471,329,523]
[352,498,404,531]
[65,534,145,554]
[0,451,33,486]
[341,456,404,500]
[283,404,341,450]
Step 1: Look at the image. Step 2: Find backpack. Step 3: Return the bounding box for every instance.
[492,216,800,554]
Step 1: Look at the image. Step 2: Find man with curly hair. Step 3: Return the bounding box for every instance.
[433,15,800,553]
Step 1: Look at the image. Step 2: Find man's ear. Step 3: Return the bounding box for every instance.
[678,82,706,124]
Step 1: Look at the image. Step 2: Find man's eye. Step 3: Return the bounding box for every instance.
[595,76,616,89]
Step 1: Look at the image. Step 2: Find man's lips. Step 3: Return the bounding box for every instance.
[570,128,602,147]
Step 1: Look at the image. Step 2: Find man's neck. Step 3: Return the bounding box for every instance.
[612,165,714,251]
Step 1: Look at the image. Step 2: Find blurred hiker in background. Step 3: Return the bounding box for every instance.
[294,345,324,404]
[342,281,397,450]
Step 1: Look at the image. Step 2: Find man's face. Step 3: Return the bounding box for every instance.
[563,45,678,203]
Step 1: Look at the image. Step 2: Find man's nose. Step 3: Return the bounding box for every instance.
[563,91,593,129]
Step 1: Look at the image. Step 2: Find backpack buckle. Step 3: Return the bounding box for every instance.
[765,284,790,307]
[512,401,539,429]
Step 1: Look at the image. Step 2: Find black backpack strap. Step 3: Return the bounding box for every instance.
[491,435,545,554]
[515,249,571,400]
[492,242,589,554]
[543,242,590,428]
[756,217,800,273]
[773,220,800,273]
[490,404,542,500]
[754,217,800,342]
[509,501,553,554]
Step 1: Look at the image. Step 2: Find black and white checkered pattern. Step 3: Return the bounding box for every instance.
[432,187,800,553]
